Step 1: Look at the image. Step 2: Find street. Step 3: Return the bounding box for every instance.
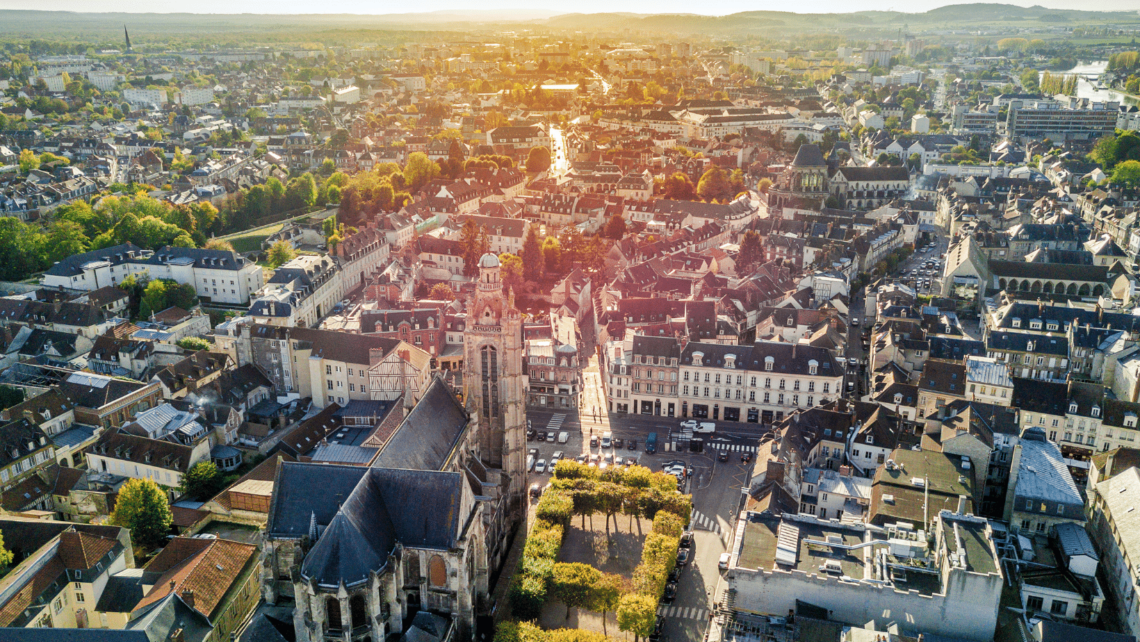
[525,403,761,642]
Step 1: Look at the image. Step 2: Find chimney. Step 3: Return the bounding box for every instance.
[169,629,185,642]
[839,465,852,477]
[957,494,967,515]
[23,409,33,422]
[181,589,195,609]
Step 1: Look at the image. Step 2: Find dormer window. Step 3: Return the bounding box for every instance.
[894,393,903,404]
[1069,402,1078,414]
[1093,406,1101,418]
[725,354,736,369]
[808,360,818,375]
[865,435,873,444]
[765,356,774,372]
[1047,322,1058,331]
[1012,318,1021,328]
[1030,320,1042,330]
[1027,341,1035,351]
[1126,413,1138,428]
[786,316,794,327]
[692,352,703,366]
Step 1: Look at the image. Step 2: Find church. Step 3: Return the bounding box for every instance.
[260,254,527,642]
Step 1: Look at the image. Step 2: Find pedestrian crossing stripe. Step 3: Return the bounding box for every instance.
[713,444,757,453]
[546,414,567,430]
[656,606,710,620]
[690,510,723,534]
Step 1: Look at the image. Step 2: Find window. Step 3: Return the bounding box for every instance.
[1026,596,1043,611]
[683,386,689,395]
[823,383,830,393]
[327,380,334,390]
[1050,600,1067,615]
[683,371,690,382]
[765,378,771,388]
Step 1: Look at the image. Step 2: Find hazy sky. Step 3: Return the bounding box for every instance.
[0,0,1136,14]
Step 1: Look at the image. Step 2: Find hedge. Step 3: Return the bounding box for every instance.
[509,459,691,627]
[495,621,615,642]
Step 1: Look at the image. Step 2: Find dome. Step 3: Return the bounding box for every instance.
[479,253,500,268]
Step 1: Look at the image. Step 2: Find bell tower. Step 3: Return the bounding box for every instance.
[464,253,526,511]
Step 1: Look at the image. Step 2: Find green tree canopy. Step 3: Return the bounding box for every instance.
[526,146,552,173]
[180,461,223,500]
[267,240,297,268]
[110,478,173,550]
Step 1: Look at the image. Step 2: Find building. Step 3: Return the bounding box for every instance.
[722,509,1002,641]
[180,86,215,106]
[1008,100,1120,142]
[122,88,168,106]
[41,244,264,306]
[1003,428,1085,535]
[463,254,527,511]
[1088,464,1140,640]
[250,254,344,328]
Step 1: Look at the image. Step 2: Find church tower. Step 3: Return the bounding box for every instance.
[464,253,526,511]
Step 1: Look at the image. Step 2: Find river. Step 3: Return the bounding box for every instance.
[1044,60,1140,106]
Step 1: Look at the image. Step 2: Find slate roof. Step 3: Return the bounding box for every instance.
[926,337,985,361]
[986,330,1068,356]
[791,144,826,167]
[95,569,147,613]
[370,376,467,472]
[42,243,146,278]
[283,463,466,587]
[1013,429,1083,509]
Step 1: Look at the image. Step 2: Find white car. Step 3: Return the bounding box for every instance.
[679,420,699,430]
[719,553,731,570]
[535,459,547,474]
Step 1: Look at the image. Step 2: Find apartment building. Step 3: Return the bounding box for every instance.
[1008,100,1120,142]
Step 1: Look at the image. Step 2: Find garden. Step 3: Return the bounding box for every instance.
[504,460,693,642]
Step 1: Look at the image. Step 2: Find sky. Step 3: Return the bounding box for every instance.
[0,0,1137,14]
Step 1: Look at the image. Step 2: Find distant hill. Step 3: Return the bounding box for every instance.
[0,3,1136,38]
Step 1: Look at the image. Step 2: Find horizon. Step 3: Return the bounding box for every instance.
[1,0,1139,17]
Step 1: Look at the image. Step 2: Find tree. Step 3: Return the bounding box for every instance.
[460,220,490,278]
[404,152,441,193]
[737,230,763,275]
[551,563,602,619]
[1114,160,1140,186]
[603,214,626,240]
[659,173,696,200]
[177,337,210,351]
[285,173,318,210]
[180,461,224,500]
[697,167,733,202]
[617,594,658,642]
[267,240,296,268]
[526,146,552,173]
[543,236,563,275]
[140,279,167,320]
[204,238,235,252]
[589,573,625,635]
[18,149,39,174]
[45,220,89,264]
[319,158,336,176]
[109,478,173,550]
[757,178,772,194]
[428,283,456,301]
[521,227,544,282]
[500,253,525,293]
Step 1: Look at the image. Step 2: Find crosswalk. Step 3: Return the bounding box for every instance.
[690,510,723,534]
[711,443,756,453]
[657,605,710,620]
[546,414,567,431]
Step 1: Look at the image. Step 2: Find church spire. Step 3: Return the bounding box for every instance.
[124,25,132,52]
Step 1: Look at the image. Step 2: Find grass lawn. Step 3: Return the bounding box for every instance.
[220,222,285,254]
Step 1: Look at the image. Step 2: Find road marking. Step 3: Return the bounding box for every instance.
[546,414,567,431]
[657,606,709,620]
[691,510,723,534]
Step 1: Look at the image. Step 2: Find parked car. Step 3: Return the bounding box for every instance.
[529,448,539,458]
[628,440,638,450]
[535,459,547,474]
[590,435,599,448]
[741,452,753,463]
[530,483,544,498]
[693,422,716,434]
[667,567,681,584]
[576,454,587,463]
[526,429,536,441]
[677,549,691,566]
[601,432,613,448]
[679,420,698,429]
[662,582,678,603]
[527,456,535,472]
[546,432,557,443]
[719,553,731,570]
[613,437,624,449]
[558,431,569,444]
[718,450,729,461]
[537,431,547,442]
[551,451,564,466]
[680,531,693,548]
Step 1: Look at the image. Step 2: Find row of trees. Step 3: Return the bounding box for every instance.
[655,166,748,203]
[508,460,691,641]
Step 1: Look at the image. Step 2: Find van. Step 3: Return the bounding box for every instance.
[646,432,658,454]
[558,431,569,444]
[693,422,716,434]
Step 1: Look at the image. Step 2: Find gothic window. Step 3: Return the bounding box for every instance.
[326,598,342,631]
[350,595,367,629]
[429,555,448,588]
[481,346,499,418]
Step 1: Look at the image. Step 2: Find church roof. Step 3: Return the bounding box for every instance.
[791,144,826,168]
